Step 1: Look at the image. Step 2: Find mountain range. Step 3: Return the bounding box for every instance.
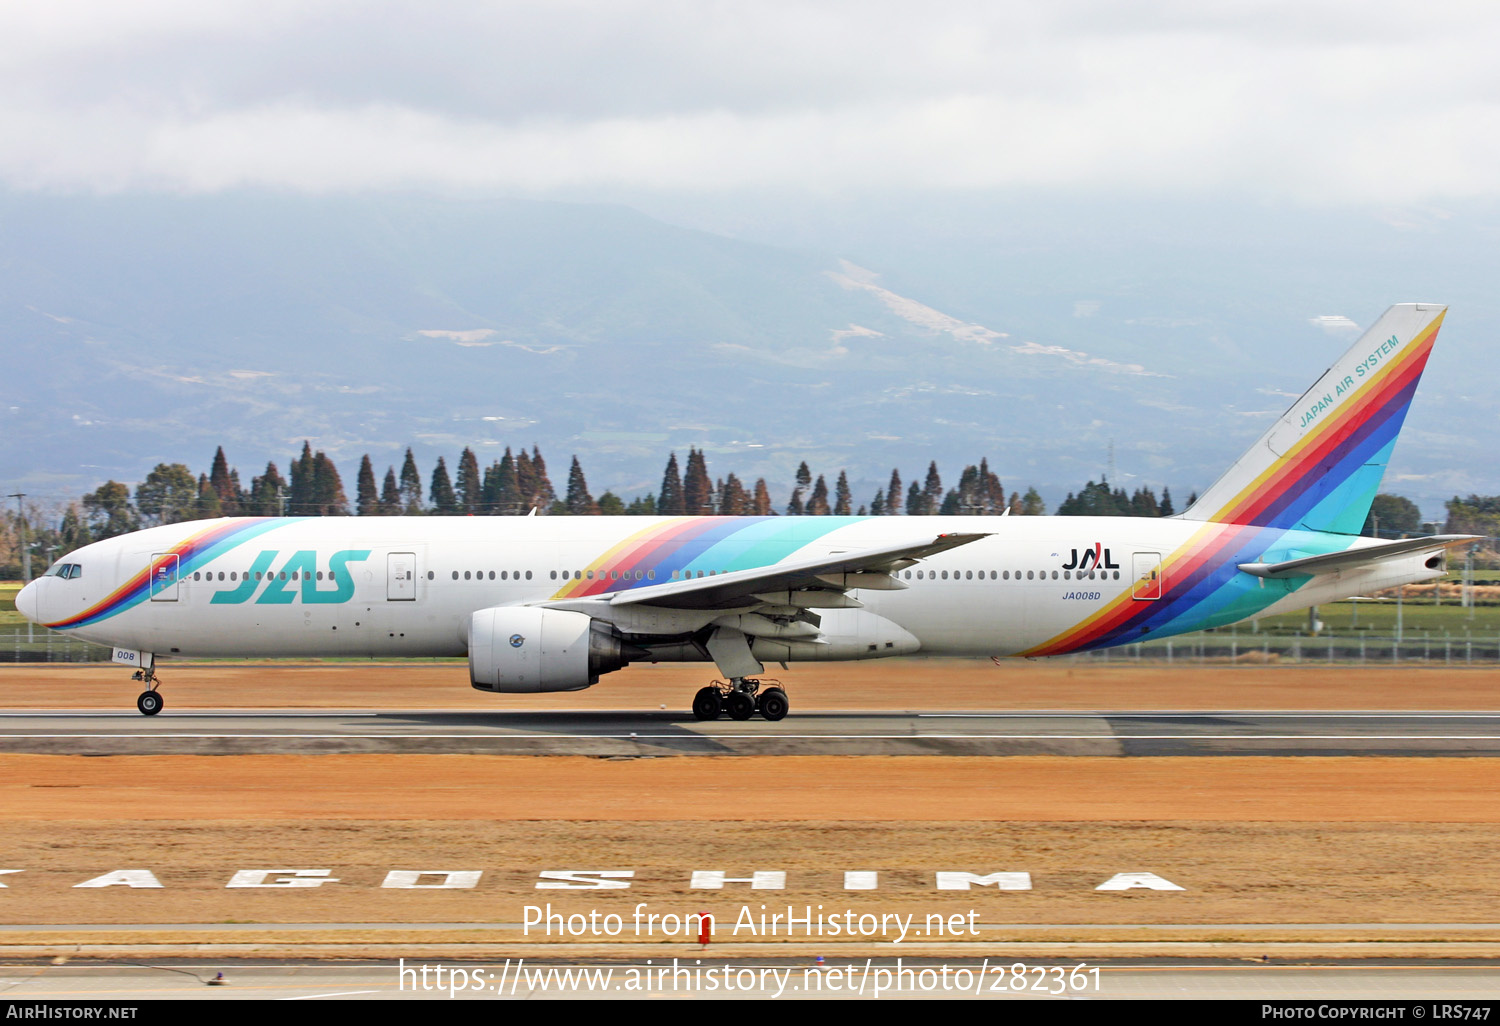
[1,191,1492,517]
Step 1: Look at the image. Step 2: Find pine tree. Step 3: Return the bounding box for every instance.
[515,450,537,512]
[834,470,852,515]
[626,494,657,515]
[289,441,316,514]
[248,462,286,516]
[565,456,597,515]
[1130,486,1160,518]
[658,452,685,515]
[380,467,401,515]
[683,448,714,515]
[922,461,943,516]
[978,457,1005,514]
[752,478,773,516]
[495,449,523,514]
[429,457,457,514]
[787,461,812,515]
[597,491,625,515]
[1159,486,1175,517]
[208,446,240,515]
[195,473,222,518]
[311,451,348,515]
[529,447,557,511]
[807,475,831,515]
[905,480,924,516]
[1057,480,1130,517]
[886,469,902,515]
[870,488,886,516]
[480,461,501,514]
[356,455,379,516]
[455,447,481,514]
[1021,487,1045,516]
[720,473,749,515]
[399,448,423,515]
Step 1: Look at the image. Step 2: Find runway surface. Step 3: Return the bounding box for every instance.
[3,958,1499,1000]
[4,709,1500,755]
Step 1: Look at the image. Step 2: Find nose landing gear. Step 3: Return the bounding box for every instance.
[691,678,789,722]
[132,668,163,716]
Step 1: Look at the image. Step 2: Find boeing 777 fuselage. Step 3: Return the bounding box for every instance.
[15,304,1473,720]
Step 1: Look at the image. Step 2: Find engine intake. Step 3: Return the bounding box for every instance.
[469,607,644,693]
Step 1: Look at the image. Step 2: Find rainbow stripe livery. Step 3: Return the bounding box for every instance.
[45,518,299,630]
[1019,304,1448,656]
[549,517,861,599]
[15,303,1465,718]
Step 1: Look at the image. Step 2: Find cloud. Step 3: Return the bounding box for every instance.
[2,2,1500,203]
[1308,315,1361,334]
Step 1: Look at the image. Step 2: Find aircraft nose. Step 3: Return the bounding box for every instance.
[15,580,39,624]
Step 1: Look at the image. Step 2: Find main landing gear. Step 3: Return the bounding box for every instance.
[133,668,163,716]
[692,678,789,722]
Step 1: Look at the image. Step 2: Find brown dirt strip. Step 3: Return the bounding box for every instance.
[1,662,1496,955]
[3,660,1499,711]
[0,754,1496,821]
[1,819,1498,942]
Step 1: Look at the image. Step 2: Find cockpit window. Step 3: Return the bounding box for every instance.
[43,562,64,577]
[44,562,81,579]
[65,564,81,579]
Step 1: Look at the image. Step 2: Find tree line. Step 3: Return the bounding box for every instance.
[0,441,1219,576]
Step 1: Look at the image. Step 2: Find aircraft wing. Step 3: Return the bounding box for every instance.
[596,532,988,610]
[1238,535,1482,580]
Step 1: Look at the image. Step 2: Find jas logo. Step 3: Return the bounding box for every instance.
[211,550,371,605]
[1061,543,1119,571]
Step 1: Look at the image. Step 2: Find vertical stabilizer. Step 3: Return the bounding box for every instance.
[1181,303,1445,535]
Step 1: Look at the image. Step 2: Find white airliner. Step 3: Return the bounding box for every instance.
[16,304,1476,720]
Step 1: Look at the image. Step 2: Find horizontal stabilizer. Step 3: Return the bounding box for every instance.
[1239,535,1482,580]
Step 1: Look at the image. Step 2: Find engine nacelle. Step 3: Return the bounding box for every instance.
[469,607,640,693]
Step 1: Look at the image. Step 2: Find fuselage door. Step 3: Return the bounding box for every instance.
[1131,552,1163,601]
[149,553,179,602]
[387,552,417,601]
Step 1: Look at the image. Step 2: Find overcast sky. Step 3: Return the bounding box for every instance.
[3,0,1499,204]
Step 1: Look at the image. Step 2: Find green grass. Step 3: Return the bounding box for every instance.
[1248,599,1500,637]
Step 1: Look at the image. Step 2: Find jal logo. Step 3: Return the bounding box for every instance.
[510,634,526,648]
[210,550,372,606]
[1061,543,1120,571]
